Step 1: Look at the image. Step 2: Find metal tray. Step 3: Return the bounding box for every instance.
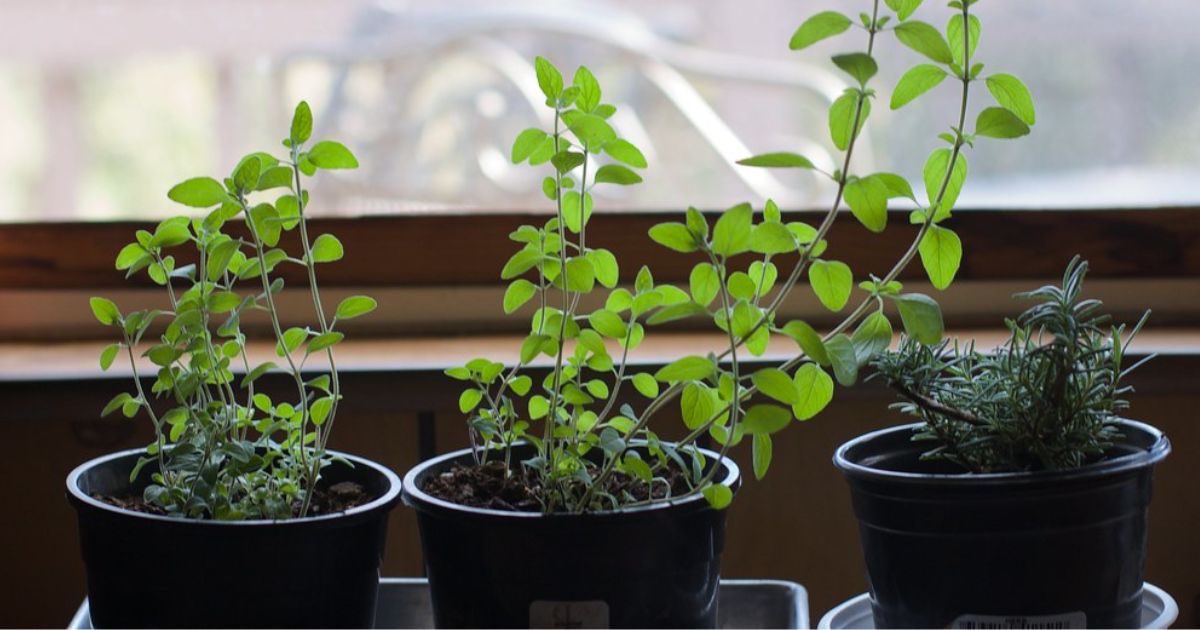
[817,582,1177,630]
[70,577,810,629]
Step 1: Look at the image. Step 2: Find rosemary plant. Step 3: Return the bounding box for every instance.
[873,257,1152,473]
[447,0,1037,512]
[91,102,374,519]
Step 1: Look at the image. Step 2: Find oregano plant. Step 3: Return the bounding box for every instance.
[446,0,1036,513]
[91,102,374,520]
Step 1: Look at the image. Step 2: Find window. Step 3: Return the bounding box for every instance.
[1,0,1197,222]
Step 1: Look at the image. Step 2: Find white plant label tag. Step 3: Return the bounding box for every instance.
[528,600,610,628]
[952,611,1087,629]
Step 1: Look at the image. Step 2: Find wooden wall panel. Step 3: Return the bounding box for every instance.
[2,358,1197,627]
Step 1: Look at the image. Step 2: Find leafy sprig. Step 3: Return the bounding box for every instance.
[873,257,1150,472]
[451,0,1037,513]
[91,103,372,519]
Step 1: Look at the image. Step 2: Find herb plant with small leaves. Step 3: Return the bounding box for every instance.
[448,0,1037,513]
[91,102,375,520]
[873,258,1151,473]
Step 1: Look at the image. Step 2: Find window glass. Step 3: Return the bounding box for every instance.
[1,0,1196,221]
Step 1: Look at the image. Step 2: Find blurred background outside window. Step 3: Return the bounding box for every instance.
[1,0,1197,222]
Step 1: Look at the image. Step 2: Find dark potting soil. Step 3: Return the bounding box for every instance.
[421,459,693,512]
[92,481,370,518]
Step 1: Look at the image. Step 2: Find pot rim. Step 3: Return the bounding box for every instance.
[833,418,1170,486]
[402,443,741,519]
[66,447,403,526]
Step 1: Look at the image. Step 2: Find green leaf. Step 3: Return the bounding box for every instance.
[946,13,981,68]
[551,151,585,173]
[307,331,344,354]
[249,203,281,248]
[534,56,564,101]
[750,222,797,255]
[206,239,240,281]
[922,148,967,214]
[308,141,359,169]
[851,311,893,365]
[711,203,753,257]
[655,355,716,383]
[241,362,276,388]
[753,368,799,405]
[808,260,853,311]
[567,113,616,152]
[573,66,601,112]
[167,177,227,208]
[588,309,628,339]
[736,152,815,169]
[876,173,916,201]
[894,293,944,344]
[511,375,533,396]
[680,383,716,430]
[885,0,923,21]
[504,279,538,314]
[748,261,778,297]
[741,404,791,435]
[780,320,830,365]
[891,64,948,109]
[529,395,550,419]
[101,392,134,418]
[603,139,647,168]
[975,106,1032,139]
[459,389,483,414]
[632,373,659,398]
[233,157,261,193]
[275,195,301,229]
[256,166,292,191]
[686,207,709,240]
[919,225,962,290]
[752,433,773,480]
[278,327,308,356]
[90,297,120,326]
[589,248,619,288]
[825,334,859,386]
[520,334,553,364]
[310,396,334,426]
[986,73,1036,125]
[789,11,852,50]
[702,483,733,510]
[564,257,595,293]
[501,248,542,279]
[336,295,378,320]
[99,343,121,371]
[311,234,344,263]
[594,164,642,186]
[791,363,834,420]
[150,220,191,248]
[844,175,889,233]
[829,91,870,152]
[512,128,549,163]
[649,222,699,253]
[290,101,313,144]
[647,302,707,325]
[894,21,953,64]
[832,53,878,85]
[690,263,721,307]
[114,243,147,270]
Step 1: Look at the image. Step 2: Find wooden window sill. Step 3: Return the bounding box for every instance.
[1,328,1197,383]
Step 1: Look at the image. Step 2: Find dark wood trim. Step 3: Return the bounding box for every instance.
[1,207,1197,289]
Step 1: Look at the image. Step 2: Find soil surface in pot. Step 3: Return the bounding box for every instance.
[93,480,370,517]
[422,460,692,511]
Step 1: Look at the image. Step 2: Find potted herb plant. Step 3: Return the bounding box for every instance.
[66,103,403,629]
[402,0,1036,626]
[835,258,1171,628]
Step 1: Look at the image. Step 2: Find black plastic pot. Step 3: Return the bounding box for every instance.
[67,448,403,629]
[834,419,1170,629]
[402,444,741,628]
